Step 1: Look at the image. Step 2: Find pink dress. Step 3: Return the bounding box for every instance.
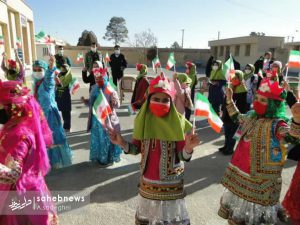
[0,105,57,224]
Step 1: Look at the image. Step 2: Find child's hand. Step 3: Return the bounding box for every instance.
[173,73,178,81]
[108,127,126,148]
[225,87,233,102]
[185,133,200,154]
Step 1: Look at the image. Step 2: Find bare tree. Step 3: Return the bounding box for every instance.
[127,29,158,63]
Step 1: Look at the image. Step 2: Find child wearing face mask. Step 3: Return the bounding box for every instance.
[55,64,73,132]
[87,67,122,166]
[218,79,300,225]
[208,60,226,115]
[109,74,200,225]
[220,70,248,155]
[243,64,258,111]
[1,50,25,83]
[32,57,73,169]
[173,73,193,116]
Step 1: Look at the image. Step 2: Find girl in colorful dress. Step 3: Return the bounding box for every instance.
[32,56,72,169]
[88,65,122,166]
[218,79,300,225]
[131,64,149,111]
[0,80,57,225]
[109,74,200,225]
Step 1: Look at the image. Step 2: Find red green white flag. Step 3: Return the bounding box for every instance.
[0,35,4,45]
[76,52,84,63]
[16,37,22,48]
[69,78,80,95]
[105,52,110,62]
[92,90,112,127]
[288,50,300,69]
[152,56,161,72]
[166,52,176,70]
[222,54,235,82]
[194,92,223,133]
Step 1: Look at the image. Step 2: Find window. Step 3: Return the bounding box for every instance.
[219,46,224,57]
[245,44,251,56]
[234,45,240,56]
[43,47,49,56]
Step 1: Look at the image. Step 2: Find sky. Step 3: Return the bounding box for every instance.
[27,0,300,49]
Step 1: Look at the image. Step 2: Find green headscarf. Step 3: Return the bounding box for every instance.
[137,64,148,80]
[243,64,255,80]
[230,70,247,93]
[133,100,192,141]
[187,63,197,87]
[210,60,225,80]
[177,73,192,85]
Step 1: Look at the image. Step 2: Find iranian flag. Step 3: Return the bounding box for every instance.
[69,78,80,95]
[223,54,235,82]
[76,52,84,63]
[152,56,161,72]
[288,50,300,69]
[166,52,176,70]
[194,93,223,133]
[16,37,22,48]
[105,52,110,62]
[0,35,4,45]
[92,90,112,127]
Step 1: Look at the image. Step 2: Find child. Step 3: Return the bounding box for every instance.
[131,64,149,111]
[243,64,258,111]
[0,80,57,224]
[1,50,25,83]
[208,60,226,115]
[218,79,300,225]
[173,73,193,116]
[32,56,73,169]
[88,67,122,166]
[220,70,248,155]
[109,74,200,225]
[185,61,197,121]
[55,63,73,132]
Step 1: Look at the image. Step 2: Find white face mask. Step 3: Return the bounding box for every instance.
[32,71,45,80]
[114,50,120,55]
[212,65,219,71]
[58,50,64,55]
[91,47,97,53]
[244,69,252,74]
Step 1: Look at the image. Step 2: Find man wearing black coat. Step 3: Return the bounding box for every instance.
[109,45,127,87]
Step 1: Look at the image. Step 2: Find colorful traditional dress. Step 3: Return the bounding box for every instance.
[33,60,73,169]
[0,81,57,225]
[88,74,122,165]
[218,80,300,225]
[131,64,149,110]
[124,75,193,225]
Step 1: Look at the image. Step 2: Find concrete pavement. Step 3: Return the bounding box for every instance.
[44,68,296,225]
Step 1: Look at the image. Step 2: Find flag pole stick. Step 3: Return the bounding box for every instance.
[192,117,196,135]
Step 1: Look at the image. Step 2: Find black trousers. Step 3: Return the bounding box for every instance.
[61,110,71,130]
[224,122,239,150]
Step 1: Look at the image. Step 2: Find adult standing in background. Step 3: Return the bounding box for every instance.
[109,45,127,87]
[54,46,71,70]
[85,42,104,73]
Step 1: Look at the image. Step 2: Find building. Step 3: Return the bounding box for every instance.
[208,36,285,67]
[36,36,66,62]
[0,0,36,77]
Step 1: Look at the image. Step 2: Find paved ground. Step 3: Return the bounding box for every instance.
[38,68,296,225]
